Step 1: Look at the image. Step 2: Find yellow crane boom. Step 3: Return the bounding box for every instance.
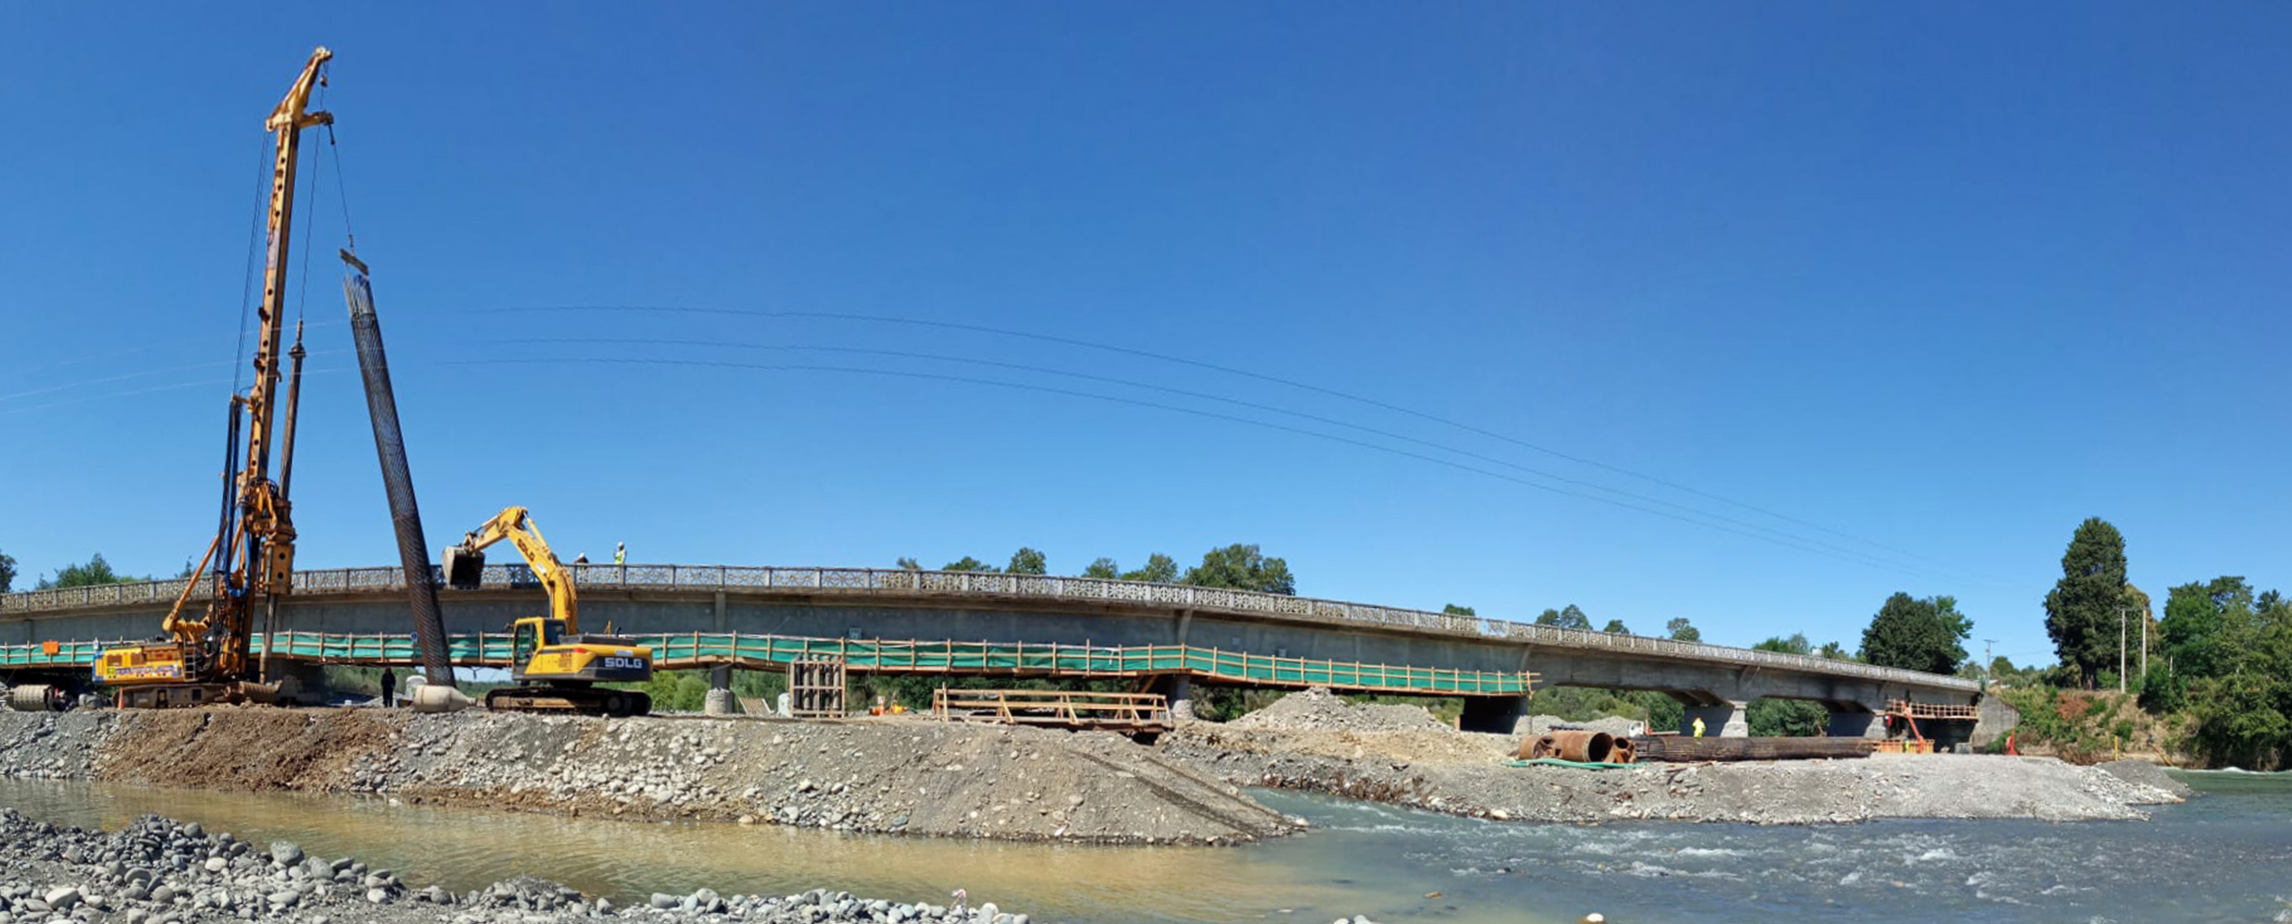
[103,47,335,707]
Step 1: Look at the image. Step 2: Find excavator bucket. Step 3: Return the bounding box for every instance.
[442,545,486,590]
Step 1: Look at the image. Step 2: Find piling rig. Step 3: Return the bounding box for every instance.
[94,48,334,708]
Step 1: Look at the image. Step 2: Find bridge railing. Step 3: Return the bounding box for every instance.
[0,563,1978,691]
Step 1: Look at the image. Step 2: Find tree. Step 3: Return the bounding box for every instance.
[1758,633,1811,655]
[1744,635,1829,735]
[1819,641,1853,660]
[940,557,998,573]
[1182,544,1295,595]
[1601,619,1630,635]
[2044,518,2135,687]
[894,557,922,571]
[1006,547,1047,576]
[1082,557,1120,579]
[0,549,14,594]
[1441,604,1476,616]
[1859,592,1972,675]
[1121,553,1179,584]
[1666,617,1700,642]
[1534,606,1592,630]
[36,553,139,589]
[2159,576,2250,682]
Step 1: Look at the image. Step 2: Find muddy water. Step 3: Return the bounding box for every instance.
[4,772,2291,923]
[0,778,1479,924]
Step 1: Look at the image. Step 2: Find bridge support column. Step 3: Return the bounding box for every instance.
[705,666,734,715]
[1149,674,1194,720]
[1459,695,1529,734]
[1826,705,1884,738]
[1682,701,1748,737]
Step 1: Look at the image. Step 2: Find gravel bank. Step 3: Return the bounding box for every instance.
[1163,693,2189,825]
[0,709,1294,846]
[0,809,1029,924]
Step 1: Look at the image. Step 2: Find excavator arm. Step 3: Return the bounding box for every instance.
[442,506,579,633]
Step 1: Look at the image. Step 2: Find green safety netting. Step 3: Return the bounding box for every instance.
[1,632,1530,695]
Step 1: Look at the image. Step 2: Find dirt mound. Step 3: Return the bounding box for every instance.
[1227,687,1447,733]
[5,706,1294,846]
[95,707,403,792]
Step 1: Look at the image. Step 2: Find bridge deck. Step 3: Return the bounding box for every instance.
[0,563,1979,694]
[0,631,1535,697]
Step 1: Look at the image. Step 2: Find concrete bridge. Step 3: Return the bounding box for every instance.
[0,563,1979,735]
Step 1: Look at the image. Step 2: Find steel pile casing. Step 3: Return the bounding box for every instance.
[344,267,455,688]
[1628,735,1879,762]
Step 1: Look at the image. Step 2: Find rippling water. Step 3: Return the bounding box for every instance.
[3,770,2287,923]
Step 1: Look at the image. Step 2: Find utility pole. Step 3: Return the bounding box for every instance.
[1983,639,1997,690]
[2141,614,2149,687]
[2119,607,2128,694]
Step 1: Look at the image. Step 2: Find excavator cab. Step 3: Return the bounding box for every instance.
[509,617,568,670]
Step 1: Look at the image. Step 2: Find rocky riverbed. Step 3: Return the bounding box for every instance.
[1160,688,2190,824]
[0,808,1032,924]
[0,709,1294,846]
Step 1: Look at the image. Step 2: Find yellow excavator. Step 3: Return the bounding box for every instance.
[442,507,654,716]
[96,48,333,708]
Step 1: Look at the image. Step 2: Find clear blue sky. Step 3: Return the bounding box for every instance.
[5,3,2288,669]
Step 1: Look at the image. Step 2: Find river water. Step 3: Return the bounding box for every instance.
[1,771,2287,924]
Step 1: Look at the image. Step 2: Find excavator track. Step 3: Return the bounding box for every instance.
[484,685,650,718]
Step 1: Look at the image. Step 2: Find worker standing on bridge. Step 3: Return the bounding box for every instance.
[614,543,625,565]
[1692,716,1707,738]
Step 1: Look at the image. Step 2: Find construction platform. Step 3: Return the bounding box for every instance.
[932,688,1173,734]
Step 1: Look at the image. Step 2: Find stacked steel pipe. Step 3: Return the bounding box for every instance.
[1627,735,1879,762]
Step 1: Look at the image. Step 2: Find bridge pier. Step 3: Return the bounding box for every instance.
[1682,700,1748,737]
[1825,704,1885,739]
[705,665,734,715]
[1459,694,1528,734]
[1149,674,1194,720]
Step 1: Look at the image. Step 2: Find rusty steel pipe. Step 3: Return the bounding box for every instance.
[1517,734,1558,760]
[1549,730,1616,763]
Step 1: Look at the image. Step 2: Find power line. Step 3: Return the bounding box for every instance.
[492,335,1943,576]
[0,350,351,406]
[446,354,1955,580]
[481,305,1964,572]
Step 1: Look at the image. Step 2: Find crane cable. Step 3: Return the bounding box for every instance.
[324,84,358,257]
[231,131,270,396]
[293,68,335,330]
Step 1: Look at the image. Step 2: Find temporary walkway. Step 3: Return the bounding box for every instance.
[0,630,1535,697]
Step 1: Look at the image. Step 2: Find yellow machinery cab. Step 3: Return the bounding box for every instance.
[508,616,652,685]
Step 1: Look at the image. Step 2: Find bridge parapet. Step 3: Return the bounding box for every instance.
[1,563,1979,694]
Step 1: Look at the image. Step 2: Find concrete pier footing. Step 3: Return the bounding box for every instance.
[1682,700,1749,737]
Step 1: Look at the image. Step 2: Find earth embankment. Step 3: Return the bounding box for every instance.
[1161,688,2188,824]
[0,708,1295,846]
